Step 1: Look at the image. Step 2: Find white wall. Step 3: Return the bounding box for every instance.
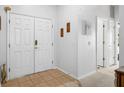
[56,5,111,78]
[110,6,114,18]
[119,6,124,66]
[56,6,79,77]
[77,6,111,78]
[114,5,119,20]
[0,5,57,66]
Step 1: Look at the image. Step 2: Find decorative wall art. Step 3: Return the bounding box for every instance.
[81,20,91,35]
[66,22,70,32]
[60,28,64,37]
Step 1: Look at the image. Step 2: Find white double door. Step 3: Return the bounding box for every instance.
[9,13,52,79]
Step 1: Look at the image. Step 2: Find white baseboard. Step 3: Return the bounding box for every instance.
[51,65,57,69]
[53,66,96,80]
[54,66,78,79]
[77,70,96,80]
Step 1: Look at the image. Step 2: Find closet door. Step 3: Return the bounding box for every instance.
[97,17,104,67]
[9,14,34,79]
[108,20,115,66]
[35,18,52,73]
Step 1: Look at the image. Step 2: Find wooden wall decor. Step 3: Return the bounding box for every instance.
[0,16,1,31]
[60,28,64,37]
[67,22,70,32]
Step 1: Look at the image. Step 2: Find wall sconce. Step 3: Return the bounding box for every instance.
[66,22,70,33]
[60,28,64,37]
[4,5,11,12]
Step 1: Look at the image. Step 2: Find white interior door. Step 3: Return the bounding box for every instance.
[35,18,52,73]
[9,13,34,79]
[97,17,116,68]
[97,17,104,67]
[103,20,109,67]
[108,20,115,66]
[97,17,109,67]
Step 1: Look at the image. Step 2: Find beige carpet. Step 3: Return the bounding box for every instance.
[79,65,118,87]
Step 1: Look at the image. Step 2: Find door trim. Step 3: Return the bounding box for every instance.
[96,17,106,68]
[7,12,54,80]
[96,17,117,70]
[7,11,10,80]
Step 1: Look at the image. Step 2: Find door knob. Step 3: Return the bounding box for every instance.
[34,40,38,49]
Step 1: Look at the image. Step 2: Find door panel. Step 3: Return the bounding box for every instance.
[97,17,115,68]
[108,20,115,66]
[103,19,109,67]
[9,14,34,79]
[35,18,52,72]
[97,17,104,67]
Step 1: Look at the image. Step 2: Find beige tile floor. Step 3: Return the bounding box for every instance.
[2,69,80,87]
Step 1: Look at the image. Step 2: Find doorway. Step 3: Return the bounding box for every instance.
[96,17,119,69]
[8,13,53,79]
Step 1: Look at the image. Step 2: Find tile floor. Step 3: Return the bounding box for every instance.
[2,69,80,87]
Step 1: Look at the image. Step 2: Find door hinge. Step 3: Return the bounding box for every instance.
[9,20,10,24]
[9,44,10,48]
[103,24,105,28]
[103,58,105,61]
[103,41,105,44]
[9,68,10,72]
[52,60,53,64]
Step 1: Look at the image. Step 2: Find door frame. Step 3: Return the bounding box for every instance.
[7,12,54,80]
[114,20,120,66]
[96,17,108,68]
[96,17,116,69]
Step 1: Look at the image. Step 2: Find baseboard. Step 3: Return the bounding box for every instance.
[54,66,78,79]
[51,65,57,69]
[53,66,96,80]
[77,70,96,80]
